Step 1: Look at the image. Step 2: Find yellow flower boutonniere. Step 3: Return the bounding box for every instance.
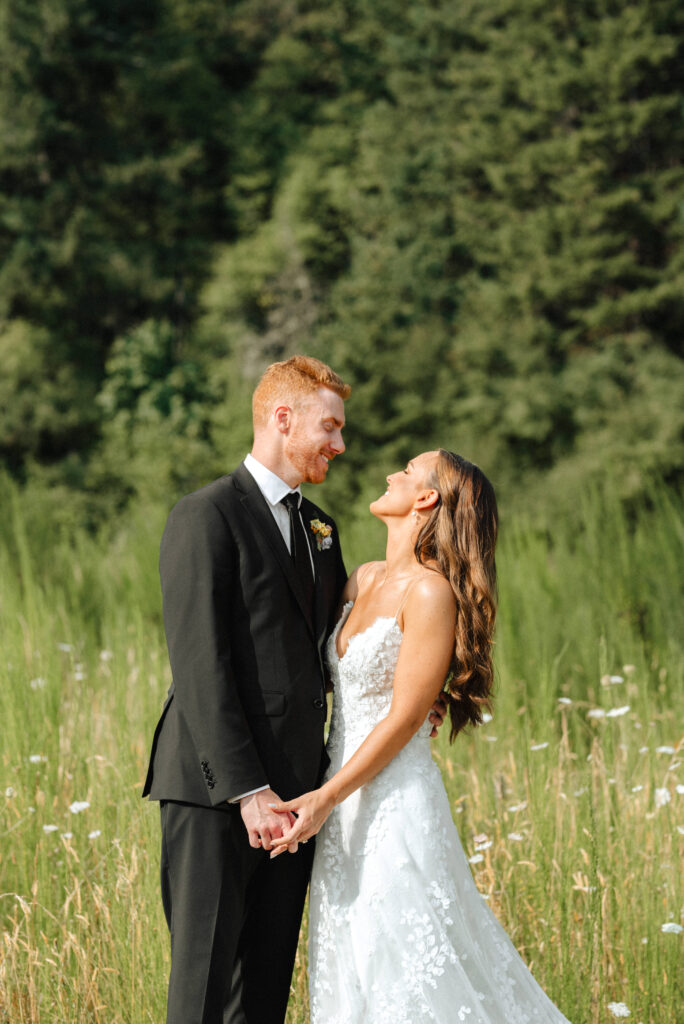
[310,518,333,551]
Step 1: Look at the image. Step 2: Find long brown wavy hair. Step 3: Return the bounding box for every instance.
[415,450,498,740]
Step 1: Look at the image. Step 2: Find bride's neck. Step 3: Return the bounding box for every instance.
[382,520,421,581]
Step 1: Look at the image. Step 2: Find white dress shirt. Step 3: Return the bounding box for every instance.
[229,454,305,803]
[243,452,299,552]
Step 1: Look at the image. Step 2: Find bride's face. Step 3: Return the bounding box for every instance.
[370,450,440,520]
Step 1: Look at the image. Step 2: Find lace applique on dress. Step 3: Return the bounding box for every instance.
[308,602,572,1024]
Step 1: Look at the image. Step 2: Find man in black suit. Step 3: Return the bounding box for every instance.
[143,355,350,1024]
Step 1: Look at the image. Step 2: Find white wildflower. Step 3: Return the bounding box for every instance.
[69,801,90,814]
[558,697,572,705]
[677,826,684,836]
[638,746,649,754]
[574,788,587,796]
[43,824,58,833]
[481,712,493,724]
[29,677,47,690]
[622,665,636,675]
[62,832,73,839]
[677,785,684,795]
[88,830,101,839]
[661,923,682,934]
[655,746,676,754]
[473,833,489,844]
[606,705,630,718]
[587,708,606,719]
[29,755,47,764]
[631,785,643,793]
[484,736,498,742]
[475,840,492,852]
[57,642,72,652]
[654,788,671,808]
[99,649,113,662]
[508,801,527,812]
[508,832,523,841]
[530,742,549,751]
[468,853,484,864]
[5,786,15,798]
[607,1003,630,1018]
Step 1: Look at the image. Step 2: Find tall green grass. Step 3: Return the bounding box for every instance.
[0,479,681,1023]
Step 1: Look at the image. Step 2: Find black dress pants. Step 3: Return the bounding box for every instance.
[160,801,314,1024]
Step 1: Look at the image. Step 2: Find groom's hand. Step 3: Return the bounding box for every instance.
[239,788,296,851]
[428,692,448,738]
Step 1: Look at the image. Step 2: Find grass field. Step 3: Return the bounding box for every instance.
[0,480,682,1023]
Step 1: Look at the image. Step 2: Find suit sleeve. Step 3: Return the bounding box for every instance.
[159,495,268,805]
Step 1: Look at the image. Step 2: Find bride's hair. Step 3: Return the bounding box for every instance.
[415,450,498,740]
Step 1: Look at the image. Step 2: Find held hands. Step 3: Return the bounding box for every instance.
[267,787,336,857]
[428,691,448,738]
[239,788,297,852]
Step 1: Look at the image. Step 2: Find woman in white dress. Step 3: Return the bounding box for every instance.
[269,449,572,1023]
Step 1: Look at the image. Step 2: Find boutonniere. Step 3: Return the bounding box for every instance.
[310,518,333,551]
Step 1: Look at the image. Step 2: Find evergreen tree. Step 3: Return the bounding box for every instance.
[0,0,231,467]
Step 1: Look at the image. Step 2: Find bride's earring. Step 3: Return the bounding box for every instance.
[411,510,418,518]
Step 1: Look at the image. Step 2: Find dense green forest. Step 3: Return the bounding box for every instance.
[1,0,683,532]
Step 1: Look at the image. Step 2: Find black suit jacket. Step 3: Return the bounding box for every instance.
[143,462,347,807]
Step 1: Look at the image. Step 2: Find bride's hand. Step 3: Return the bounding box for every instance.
[267,788,335,856]
[428,691,448,737]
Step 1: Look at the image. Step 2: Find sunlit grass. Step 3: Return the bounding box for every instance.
[0,480,681,1023]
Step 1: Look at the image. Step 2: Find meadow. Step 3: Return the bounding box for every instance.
[0,480,681,1023]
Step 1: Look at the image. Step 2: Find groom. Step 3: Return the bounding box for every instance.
[143,355,351,1024]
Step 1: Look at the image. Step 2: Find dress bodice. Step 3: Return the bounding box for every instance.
[325,601,432,759]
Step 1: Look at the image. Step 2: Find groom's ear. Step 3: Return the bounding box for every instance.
[274,405,292,432]
[415,488,440,511]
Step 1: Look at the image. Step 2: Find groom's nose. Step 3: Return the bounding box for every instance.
[331,432,345,454]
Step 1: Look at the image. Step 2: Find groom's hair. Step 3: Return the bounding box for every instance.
[252,355,351,428]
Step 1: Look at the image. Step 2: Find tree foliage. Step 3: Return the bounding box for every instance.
[0,0,682,524]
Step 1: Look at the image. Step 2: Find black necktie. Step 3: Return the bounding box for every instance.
[280,492,315,611]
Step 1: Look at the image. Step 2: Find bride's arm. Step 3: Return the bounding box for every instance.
[269,575,456,852]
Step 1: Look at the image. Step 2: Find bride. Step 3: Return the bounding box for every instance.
[269,449,572,1023]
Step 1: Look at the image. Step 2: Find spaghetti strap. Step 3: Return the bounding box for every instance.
[394,579,419,622]
[356,562,374,588]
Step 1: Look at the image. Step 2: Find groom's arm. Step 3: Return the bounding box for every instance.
[160,494,268,806]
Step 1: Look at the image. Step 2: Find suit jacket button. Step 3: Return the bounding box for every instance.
[313,698,324,709]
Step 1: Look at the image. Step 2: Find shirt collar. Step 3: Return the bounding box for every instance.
[244,453,301,508]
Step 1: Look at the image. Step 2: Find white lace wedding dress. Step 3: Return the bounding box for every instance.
[308,602,572,1024]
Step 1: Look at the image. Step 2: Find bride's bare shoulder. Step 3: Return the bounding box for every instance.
[341,561,385,603]
[401,569,455,629]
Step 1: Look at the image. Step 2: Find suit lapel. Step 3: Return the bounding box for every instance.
[301,497,331,651]
[232,463,315,636]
